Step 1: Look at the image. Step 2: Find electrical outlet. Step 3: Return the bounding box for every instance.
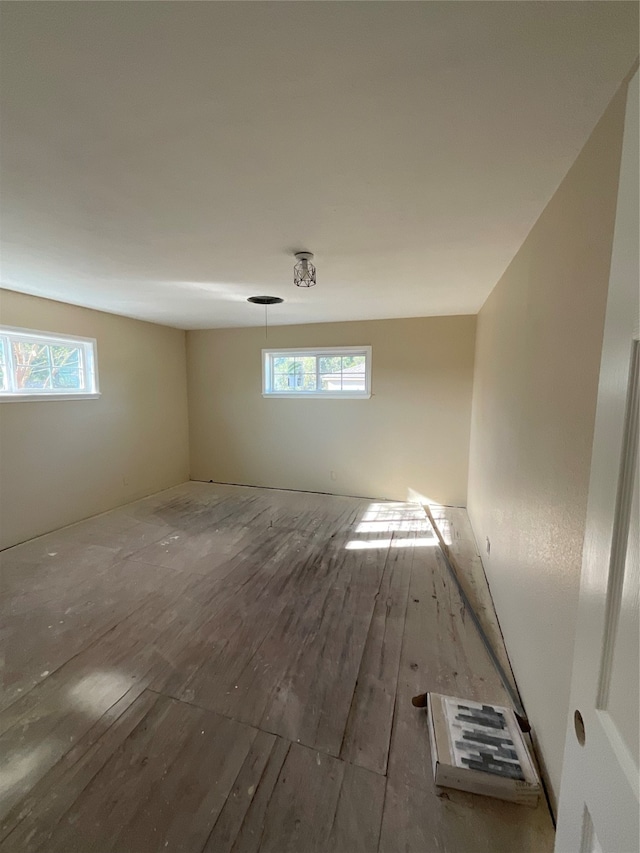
[486,537,491,556]
[330,471,337,481]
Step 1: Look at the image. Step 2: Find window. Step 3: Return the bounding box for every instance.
[263,346,371,398]
[0,326,99,400]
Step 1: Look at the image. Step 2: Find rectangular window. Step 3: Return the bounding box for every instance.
[0,326,99,401]
[263,346,371,398]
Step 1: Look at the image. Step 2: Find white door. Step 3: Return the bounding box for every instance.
[555,70,639,853]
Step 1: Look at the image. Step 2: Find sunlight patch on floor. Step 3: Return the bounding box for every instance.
[0,744,54,797]
[356,520,429,533]
[349,500,438,546]
[345,536,436,550]
[68,670,134,715]
[357,501,433,535]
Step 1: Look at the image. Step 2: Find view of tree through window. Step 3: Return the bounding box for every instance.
[12,341,84,390]
[272,354,365,392]
[264,348,371,397]
[0,328,98,397]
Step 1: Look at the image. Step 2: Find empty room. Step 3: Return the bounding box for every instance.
[0,2,638,852]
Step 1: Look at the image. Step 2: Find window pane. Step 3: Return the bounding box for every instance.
[301,374,317,391]
[340,355,366,392]
[12,340,47,366]
[51,344,81,367]
[12,341,46,365]
[345,376,366,391]
[21,366,52,389]
[274,357,297,375]
[0,328,97,398]
[321,373,342,391]
[12,341,48,389]
[265,349,369,396]
[299,356,316,372]
[319,356,341,374]
[52,367,83,389]
[348,355,366,369]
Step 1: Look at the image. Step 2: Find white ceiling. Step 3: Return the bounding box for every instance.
[0,2,637,330]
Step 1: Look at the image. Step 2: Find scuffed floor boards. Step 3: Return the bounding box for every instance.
[426,504,520,705]
[0,483,554,852]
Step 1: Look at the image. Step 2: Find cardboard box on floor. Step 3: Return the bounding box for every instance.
[427,692,541,807]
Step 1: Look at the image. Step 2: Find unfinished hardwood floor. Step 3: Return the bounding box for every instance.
[0,482,554,852]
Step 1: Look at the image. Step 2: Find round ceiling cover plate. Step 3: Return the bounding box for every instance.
[247,296,284,305]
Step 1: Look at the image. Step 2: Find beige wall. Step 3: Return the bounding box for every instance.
[0,290,190,549]
[187,316,476,506]
[467,82,630,809]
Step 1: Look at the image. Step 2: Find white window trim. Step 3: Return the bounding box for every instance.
[0,325,100,402]
[262,346,372,399]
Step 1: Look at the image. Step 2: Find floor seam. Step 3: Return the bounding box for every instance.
[144,688,391,778]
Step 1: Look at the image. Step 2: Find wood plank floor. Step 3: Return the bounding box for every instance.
[0,482,554,852]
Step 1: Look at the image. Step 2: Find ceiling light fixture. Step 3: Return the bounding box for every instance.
[247,295,284,339]
[247,296,284,305]
[294,251,316,288]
